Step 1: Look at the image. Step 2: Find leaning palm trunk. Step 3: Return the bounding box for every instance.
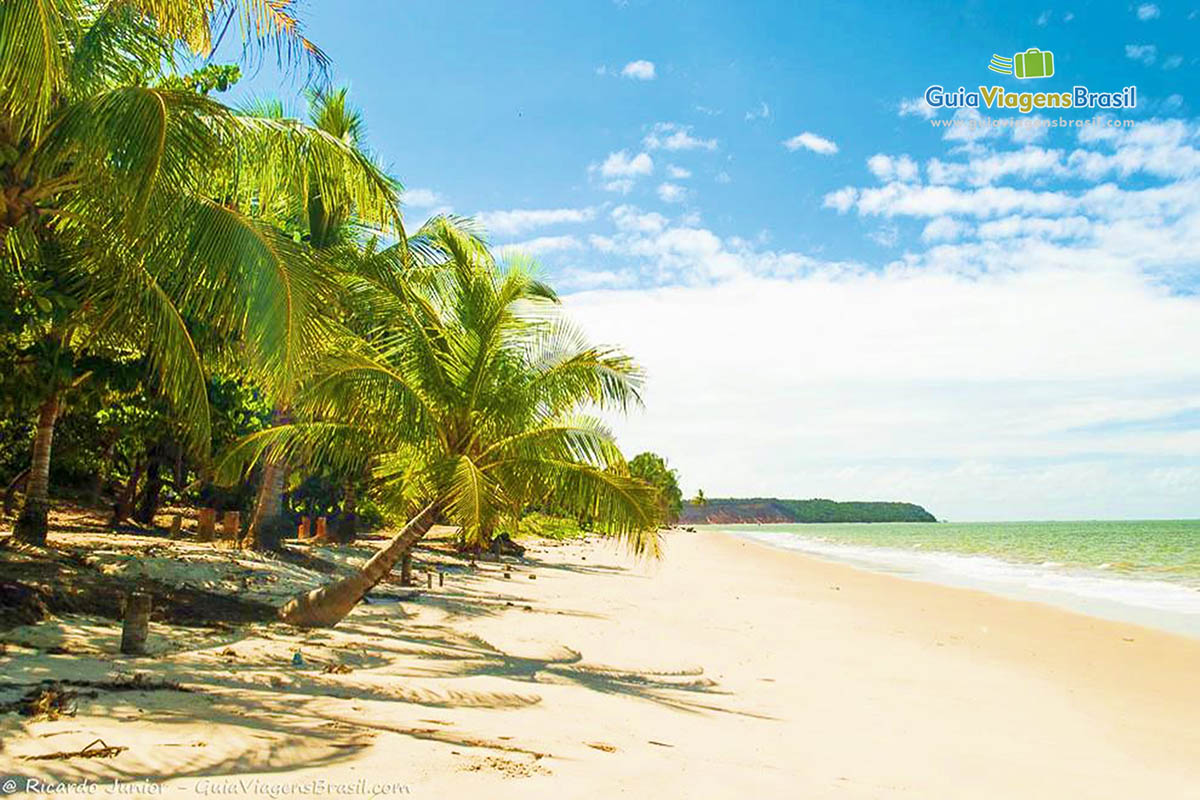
[279,501,440,628]
[14,391,60,545]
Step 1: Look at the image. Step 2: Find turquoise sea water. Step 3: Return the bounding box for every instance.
[706,520,1200,637]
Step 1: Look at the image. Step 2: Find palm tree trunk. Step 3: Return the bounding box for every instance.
[245,456,286,548]
[279,501,439,628]
[14,391,60,545]
[245,408,291,549]
[134,445,164,525]
[335,481,358,543]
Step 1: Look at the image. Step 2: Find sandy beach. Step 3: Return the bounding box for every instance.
[3,529,1199,799]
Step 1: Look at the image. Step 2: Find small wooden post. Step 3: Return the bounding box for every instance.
[426,572,433,588]
[221,511,240,541]
[169,514,183,539]
[297,517,310,540]
[120,592,151,656]
[438,571,444,587]
[400,551,412,586]
[314,516,327,543]
[196,508,216,542]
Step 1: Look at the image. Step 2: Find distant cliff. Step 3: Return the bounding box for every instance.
[679,498,936,524]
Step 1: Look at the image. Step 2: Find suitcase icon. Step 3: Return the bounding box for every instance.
[1013,48,1054,79]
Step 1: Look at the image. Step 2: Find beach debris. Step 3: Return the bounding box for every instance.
[647,740,674,748]
[458,755,549,778]
[0,581,50,627]
[321,663,353,674]
[291,650,306,667]
[586,741,617,752]
[119,591,151,655]
[219,647,238,659]
[22,738,126,761]
[1,685,90,719]
[503,571,512,579]
[528,574,536,580]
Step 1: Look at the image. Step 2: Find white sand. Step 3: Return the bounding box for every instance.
[2,529,1198,798]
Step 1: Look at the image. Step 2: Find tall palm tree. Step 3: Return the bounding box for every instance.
[239,86,400,547]
[218,220,661,627]
[0,2,394,544]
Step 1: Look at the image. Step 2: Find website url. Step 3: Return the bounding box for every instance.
[931,115,1137,132]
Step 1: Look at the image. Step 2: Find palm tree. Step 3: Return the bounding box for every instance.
[218,220,661,627]
[0,2,393,544]
[239,86,400,547]
[692,489,707,506]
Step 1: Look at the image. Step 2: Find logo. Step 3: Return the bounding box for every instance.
[921,49,1135,114]
[989,48,1055,79]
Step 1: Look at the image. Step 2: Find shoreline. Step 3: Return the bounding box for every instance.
[711,523,1200,638]
[3,528,1199,797]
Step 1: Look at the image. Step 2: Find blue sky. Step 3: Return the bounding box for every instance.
[224,1,1200,520]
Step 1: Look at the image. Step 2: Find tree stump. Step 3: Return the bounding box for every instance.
[297,517,310,541]
[196,508,216,542]
[221,511,240,542]
[169,514,183,539]
[314,516,327,543]
[120,592,151,655]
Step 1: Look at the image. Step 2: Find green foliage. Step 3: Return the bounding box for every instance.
[216,221,662,555]
[513,512,588,542]
[0,1,657,555]
[628,452,683,525]
[157,63,241,94]
[680,497,937,524]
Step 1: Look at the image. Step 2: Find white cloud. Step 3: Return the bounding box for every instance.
[899,96,937,119]
[657,182,688,203]
[643,122,718,151]
[1125,43,1157,65]
[1036,9,1052,25]
[501,235,584,256]
[566,264,1200,519]
[783,131,839,155]
[591,150,654,193]
[402,187,443,208]
[666,164,692,179]
[867,153,919,182]
[745,101,771,121]
[611,204,668,234]
[823,187,857,212]
[475,207,596,236]
[621,59,656,80]
[715,171,732,184]
[1136,2,1160,20]
[921,216,968,242]
[598,150,654,178]
[1163,54,1184,69]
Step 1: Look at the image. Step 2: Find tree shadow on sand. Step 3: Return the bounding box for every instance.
[380,625,776,720]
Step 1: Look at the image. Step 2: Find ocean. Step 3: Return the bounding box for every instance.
[709,520,1200,638]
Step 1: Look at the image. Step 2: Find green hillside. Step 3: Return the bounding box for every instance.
[680,497,936,524]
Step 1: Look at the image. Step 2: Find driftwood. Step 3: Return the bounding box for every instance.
[22,738,126,761]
